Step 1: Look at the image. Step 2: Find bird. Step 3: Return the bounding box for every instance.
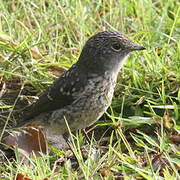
[11,31,146,149]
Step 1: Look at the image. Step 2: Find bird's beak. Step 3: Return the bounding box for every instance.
[131,45,146,51]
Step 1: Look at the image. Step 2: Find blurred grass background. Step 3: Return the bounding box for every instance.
[0,0,179,179]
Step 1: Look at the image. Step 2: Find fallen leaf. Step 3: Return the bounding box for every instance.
[169,135,180,143]
[4,124,47,156]
[131,96,145,105]
[99,167,111,177]
[164,110,172,128]
[46,65,67,77]
[15,173,32,180]
[168,77,176,82]
[0,32,13,42]
[30,46,43,59]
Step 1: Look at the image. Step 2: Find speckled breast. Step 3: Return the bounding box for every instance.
[48,72,116,133]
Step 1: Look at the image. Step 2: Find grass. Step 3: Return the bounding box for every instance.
[0,0,179,179]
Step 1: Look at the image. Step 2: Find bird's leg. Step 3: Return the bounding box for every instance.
[82,129,91,144]
[62,132,71,149]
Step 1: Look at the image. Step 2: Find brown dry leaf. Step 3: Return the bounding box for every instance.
[15,173,32,180]
[15,173,48,180]
[0,32,19,50]
[81,149,88,160]
[99,167,111,177]
[0,30,43,60]
[139,153,169,173]
[164,109,172,128]
[46,65,67,77]
[30,46,43,59]
[131,96,145,105]
[12,42,43,59]
[151,153,173,175]
[29,20,37,27]
[169,135,180,143]
[46,65,67,73]
[0,32,13,42]
[4,124,47,156]
[168,77,176,82]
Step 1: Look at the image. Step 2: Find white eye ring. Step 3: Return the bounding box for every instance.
[111,43,122,51]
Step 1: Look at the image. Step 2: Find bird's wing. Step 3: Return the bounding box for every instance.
[21,84,74,121]
[19,65,87,124]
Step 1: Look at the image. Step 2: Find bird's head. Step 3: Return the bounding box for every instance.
[78,31,145,75]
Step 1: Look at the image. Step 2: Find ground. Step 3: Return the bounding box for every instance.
[0,0,179,179]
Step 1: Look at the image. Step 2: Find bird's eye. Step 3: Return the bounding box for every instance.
[111,43,122,51]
